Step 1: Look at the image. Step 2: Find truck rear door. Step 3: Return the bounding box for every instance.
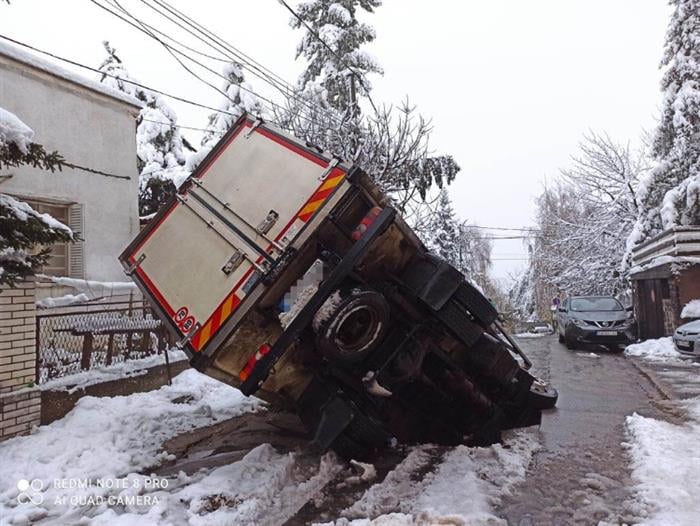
[120,116,351,357]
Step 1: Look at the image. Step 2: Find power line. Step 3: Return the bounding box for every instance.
[63,161,130,180]
[90,0,281,117]
[466,225,541,232]
[137,0,351,130]
[91,0,353,133]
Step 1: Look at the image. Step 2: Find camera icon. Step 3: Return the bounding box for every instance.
[17,479,44,505]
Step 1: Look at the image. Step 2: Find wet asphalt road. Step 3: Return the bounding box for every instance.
[499,335,669,525]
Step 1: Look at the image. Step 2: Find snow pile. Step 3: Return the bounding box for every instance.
[625,398,700,525]
[514,332,548,339]
[0,369,261,525]
[340,428,540,524]
[36,293,89,309]
[681,299,700,319]
[0,106,34,153]
[40,349,187,393]
[43,275,137,299]
[624,337,682,362]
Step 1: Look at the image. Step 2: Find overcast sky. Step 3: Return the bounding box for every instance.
[1,0,671,282]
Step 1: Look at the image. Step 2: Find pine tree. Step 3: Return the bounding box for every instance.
[293,0,383,116]
[430,190,460,265]
[0,107,73,286]
[628,0,700,252]
[98,42,189,216]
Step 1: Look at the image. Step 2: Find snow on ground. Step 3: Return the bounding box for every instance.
[335,428,540,525]
[625,397,700,525]
[624,337,683,363]
[681,299,700,320]
[514,332,548,338]
[0,369,261,525]
[39,349,188,393]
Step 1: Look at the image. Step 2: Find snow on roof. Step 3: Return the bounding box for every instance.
[0,40,142,108]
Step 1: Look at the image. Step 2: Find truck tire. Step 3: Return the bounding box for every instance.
[452,281,499,327]
[314,288,390,363]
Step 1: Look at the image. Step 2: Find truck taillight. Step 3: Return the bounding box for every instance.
[239,343,271,382]
[352,207,383,241]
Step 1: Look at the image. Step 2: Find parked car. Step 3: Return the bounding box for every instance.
[673,319,700,356]
[556,296,636,351]
[121,115,557,459]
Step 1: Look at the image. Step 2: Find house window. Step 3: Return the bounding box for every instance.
[22,198,84,278]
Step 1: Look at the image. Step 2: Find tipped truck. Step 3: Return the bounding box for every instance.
[120,115,557,458]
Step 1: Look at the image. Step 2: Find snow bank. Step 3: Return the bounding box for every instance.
[0,106,34,153]
[0,369,260,525]
[624,337,682,363]
[681,299,700,319]
[625,399,700,525]
[39,349,187,393]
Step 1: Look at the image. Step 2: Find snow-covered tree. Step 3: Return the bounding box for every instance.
[0,107,72,286]
[513,132,647,318]
[293,0,383,116]
[283,2,459,212]
[99,41,189,216]
[627,0,700,256]
[430,190,460,264]
[200,62,262,148]
[187,61,262,172]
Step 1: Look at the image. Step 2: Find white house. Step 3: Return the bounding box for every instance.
[0,41,141,296]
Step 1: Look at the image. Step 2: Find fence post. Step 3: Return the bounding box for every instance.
[105,333,115,366]
[80,333,94,370]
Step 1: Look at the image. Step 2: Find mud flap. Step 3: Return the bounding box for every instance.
[311,396,355,451]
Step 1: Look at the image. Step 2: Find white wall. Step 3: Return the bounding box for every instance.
[0,54,140,283]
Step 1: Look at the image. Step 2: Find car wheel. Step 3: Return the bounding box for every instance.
[558,333,565,344]
[564,334,575,350]
[314,288,390,363]
[527,378,558,410]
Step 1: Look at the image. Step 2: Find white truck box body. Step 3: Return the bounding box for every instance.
[121,117,351,356]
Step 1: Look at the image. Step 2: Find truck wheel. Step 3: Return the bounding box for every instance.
[452,281,499,327]
[314,289,390,363]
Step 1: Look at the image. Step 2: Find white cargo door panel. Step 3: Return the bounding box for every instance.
[122,117,349,354]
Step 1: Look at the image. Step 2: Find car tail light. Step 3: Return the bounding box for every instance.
[352,207,383,241]
[239,343,272,382]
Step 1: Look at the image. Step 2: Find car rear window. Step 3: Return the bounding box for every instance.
[570,297,623,312]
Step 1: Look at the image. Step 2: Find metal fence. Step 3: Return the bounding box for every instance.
[36,300,172,384]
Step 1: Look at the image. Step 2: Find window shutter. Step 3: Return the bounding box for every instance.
[68,204,85,279]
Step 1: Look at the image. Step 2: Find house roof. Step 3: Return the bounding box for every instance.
[0,40,142,109]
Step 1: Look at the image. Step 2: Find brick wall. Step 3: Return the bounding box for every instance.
[0,280,41,441]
